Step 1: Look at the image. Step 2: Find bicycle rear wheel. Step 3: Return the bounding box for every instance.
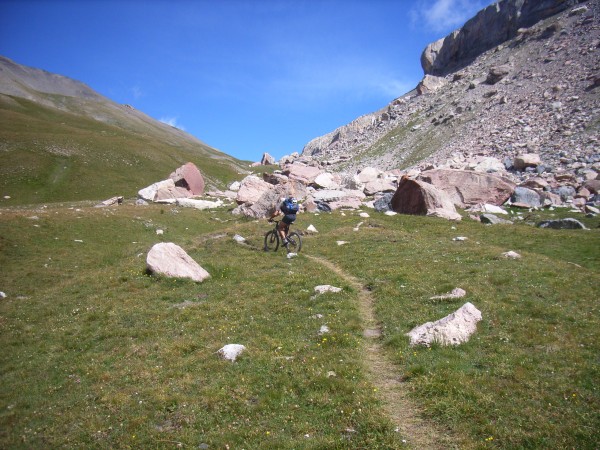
[286,232,302,253]
[264,230,279,251]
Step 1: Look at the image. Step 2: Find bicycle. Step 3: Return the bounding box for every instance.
[264,220,302,253]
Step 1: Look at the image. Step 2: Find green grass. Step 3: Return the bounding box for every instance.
[0,203,598,448]
[0,95,249,205]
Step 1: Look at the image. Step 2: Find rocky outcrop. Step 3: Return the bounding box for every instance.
[420,0,584,76]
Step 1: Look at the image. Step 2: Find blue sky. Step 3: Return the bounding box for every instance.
[0,0,495,162]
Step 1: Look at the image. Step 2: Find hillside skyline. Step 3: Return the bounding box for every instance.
[0,0,495,162]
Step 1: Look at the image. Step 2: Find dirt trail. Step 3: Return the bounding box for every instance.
[306,254,455,450]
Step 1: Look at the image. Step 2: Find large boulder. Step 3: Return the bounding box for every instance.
[511,186,541,207]
[406,302,482,347]
[260,152,275,165]
[467,156,506,174]
[328,197,364,210]
[235,175,274,205]
[416,74,447,95]
[138,179,176,202]
[418,169,515,208]
[233,183,306,219]
[356,167,382,184]
[391,177,462,221]
[313,172,341,190]
[283,164,322,185]
[169,162,205,195]
[537,218,587,229]
[312,189,365,203]
[146,243,210,282]
[363,179,397,196]
[373,193,394,212]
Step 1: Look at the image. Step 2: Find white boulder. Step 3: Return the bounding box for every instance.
[406,302,482,347]
[218,344,246,362]
[314,285,342,294]
[146,242,210,282]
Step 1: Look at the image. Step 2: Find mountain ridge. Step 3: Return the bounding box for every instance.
[299,0,599,180]
[0,56,249,205]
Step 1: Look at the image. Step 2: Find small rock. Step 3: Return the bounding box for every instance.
[233,234,246,243]
[306,224,319,233]
[452,236,468,241]
[359,212,370,218]
[502,251,522,259]
[336,241,350,246]
[156,229,164,235]
[314,285,343,294]
[0,291,6,299]
[384,211,398,216]
[286,252,298,259]
[318,325,330,335]
[218,344,246,362]
[430,287,466,300]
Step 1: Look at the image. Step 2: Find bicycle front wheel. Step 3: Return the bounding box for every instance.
[286,232,302,253]
[264,230,280,252]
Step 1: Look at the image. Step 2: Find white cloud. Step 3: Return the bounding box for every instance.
[131,85,144,99]
[160,116,186,131]
[412,0,494,34]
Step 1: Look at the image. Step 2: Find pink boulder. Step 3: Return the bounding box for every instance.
[418,169,515,207]
[170,162,205,196]
[391,177,461,221]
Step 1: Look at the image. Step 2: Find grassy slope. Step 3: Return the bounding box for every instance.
[0,203,598,448]
[0,94,249,205]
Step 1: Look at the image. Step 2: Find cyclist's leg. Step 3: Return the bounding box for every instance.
[277,221,289,242]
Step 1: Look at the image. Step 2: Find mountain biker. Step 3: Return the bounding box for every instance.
[268,196,298,247]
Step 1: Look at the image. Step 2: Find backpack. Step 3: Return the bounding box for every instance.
[282,198,299,214]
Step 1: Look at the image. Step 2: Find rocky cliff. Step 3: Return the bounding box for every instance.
[299,0,599,183]
[421,0,585,76]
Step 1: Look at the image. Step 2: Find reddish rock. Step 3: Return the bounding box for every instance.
[283,164,322,184]
[236,175,274,205]
[418,169,515,207]
[521,177,549,190]
[169,162,205,196]
[391,177,461,221]
[584,179,600,194]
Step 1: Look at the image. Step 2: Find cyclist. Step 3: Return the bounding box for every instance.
[268,196,298,247]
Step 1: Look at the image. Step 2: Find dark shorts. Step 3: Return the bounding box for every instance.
[282,214,296,224]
